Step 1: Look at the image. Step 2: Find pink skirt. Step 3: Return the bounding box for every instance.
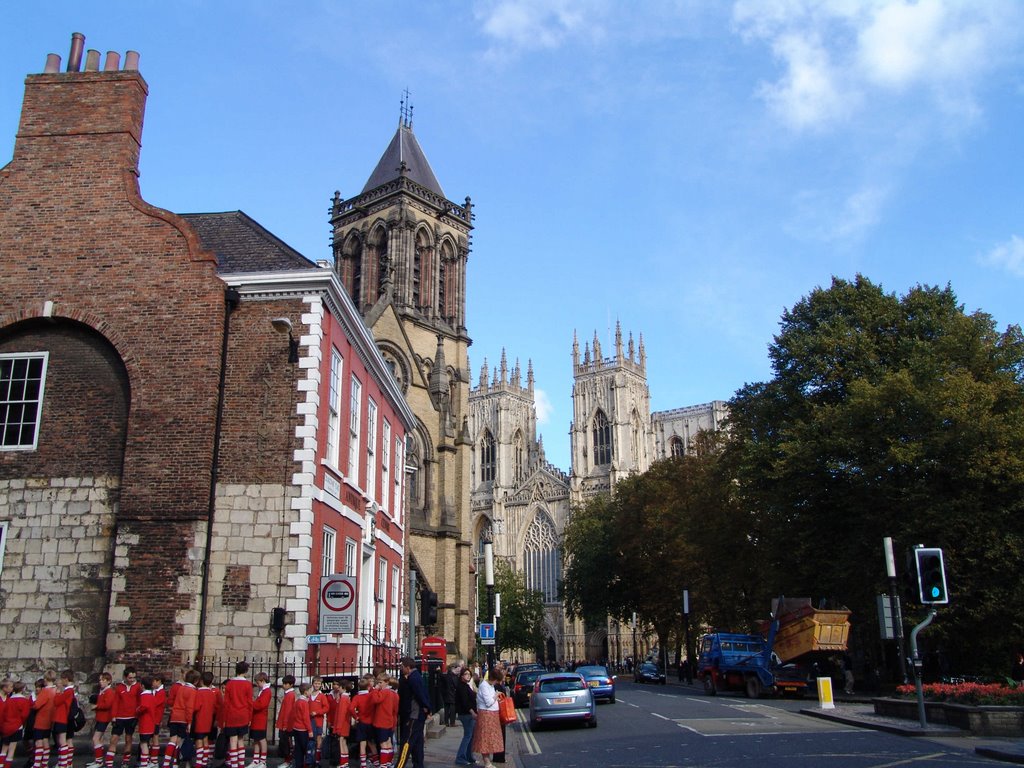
[471,710,504,755]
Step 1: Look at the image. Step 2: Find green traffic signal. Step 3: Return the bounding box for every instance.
[914,547,949,605]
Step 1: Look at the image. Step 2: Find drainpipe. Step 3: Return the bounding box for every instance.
[197,287,241,662]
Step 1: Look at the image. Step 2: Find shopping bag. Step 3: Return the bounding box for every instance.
[498,696,516,725]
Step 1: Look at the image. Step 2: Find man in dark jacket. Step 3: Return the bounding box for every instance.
[441,661,462,727]
[400,657,431,768]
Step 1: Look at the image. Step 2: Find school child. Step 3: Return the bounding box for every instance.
[192,672,218,768]
[247,673,271,768]
[51,670,77,768]
[223,662,253,768]
[150,674,166,760]
[308,678,327,766]
[31,669,57,768]
[137,677,162,768]
[289,685,314,768]
[88,673,116,768]
[369,678,398,768]
[328,682,352,768]
[274,676,296,763]
[107,667,142,768]
[164,670,198,768]
[351,677,375,768]
[1,680,30,768]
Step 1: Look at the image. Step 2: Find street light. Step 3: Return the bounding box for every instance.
[484,539,495,670]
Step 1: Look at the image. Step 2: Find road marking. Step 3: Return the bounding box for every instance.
[866,755,951,767]
[652,712,671,721]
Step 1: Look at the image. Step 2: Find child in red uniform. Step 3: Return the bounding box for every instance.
[351,677,376,768]
[308,678,328,765]
[1,680,30,768]
[107,668,142,768]
[328,681,352,768]
[370,677,398,768]
[274,676,295,763]
[223,662,253,768]
[88,673,115,768]
[164,670,198,768]
[192,671,218,768]
[32,670,57,768]
[150,674,166,760]
[137,677,162,768]
[51,670,76,768]
[289,684,313,768]
[247,673,271,768]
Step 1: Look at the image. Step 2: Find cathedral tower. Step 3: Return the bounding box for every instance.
[329,113,474,657]
[570,323,652,498]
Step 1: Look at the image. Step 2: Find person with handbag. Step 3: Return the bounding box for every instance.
[453,668,477,766]
[470,669,503,768]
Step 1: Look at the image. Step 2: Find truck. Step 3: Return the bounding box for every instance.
[696,597,851,699]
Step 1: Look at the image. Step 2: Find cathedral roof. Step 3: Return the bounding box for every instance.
[362,124,445,198]
[182,211,317,273]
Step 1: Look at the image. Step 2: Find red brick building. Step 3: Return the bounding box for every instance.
[0,34,415,677]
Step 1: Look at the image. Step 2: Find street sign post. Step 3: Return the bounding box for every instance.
[319,574,357,634]
[307,634,330,645]
[480,622,495,646]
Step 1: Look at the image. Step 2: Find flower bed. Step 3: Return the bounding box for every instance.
[874,683,1024,736]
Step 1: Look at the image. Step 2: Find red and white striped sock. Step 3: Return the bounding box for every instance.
[105,750,115,768]
[61,744,74,768]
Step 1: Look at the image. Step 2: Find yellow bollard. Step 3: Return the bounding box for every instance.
[817,676,835,709]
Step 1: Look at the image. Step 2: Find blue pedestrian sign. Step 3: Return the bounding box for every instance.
[480,622,495,645]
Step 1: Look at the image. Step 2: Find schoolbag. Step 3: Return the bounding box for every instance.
[70,696,87,733]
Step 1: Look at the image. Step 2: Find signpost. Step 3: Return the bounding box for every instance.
[319,574,357,634]
[480,622,495,646]
[306,634,330,645]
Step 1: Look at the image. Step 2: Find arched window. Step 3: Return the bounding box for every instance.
[367,225,388,304]
[513,430,525,482]
[340,232,362,305]
[413,229,431,309]
[593,409,612,466]
[439,240,456,322]
[524,511,561,603]
[480,429,496,483]
[670,436,685,457]
[407,433,424,511]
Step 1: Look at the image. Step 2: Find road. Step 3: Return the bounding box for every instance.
[511,680,996,767]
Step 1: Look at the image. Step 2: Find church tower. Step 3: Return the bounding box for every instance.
[570,323,652,498]
[329,109,475,657]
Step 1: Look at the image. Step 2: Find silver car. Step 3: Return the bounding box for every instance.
[528,672,597,730]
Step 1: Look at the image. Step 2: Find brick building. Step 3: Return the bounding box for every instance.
[0,34,415,678]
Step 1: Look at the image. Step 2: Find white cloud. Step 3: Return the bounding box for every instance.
[476,0,598,51]
[788,182,890,242]
[981,235,1024,277]
[534,387,554,425]
[732,0,1023,130]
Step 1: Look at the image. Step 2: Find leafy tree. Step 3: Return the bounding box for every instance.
[478,560,546,661]
[726,276,1024,674]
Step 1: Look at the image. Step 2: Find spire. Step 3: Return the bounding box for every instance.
[639,333,647,373]
[572,330,580,369]
[512,358,521,388]
[362,116,445,197]
[615,320,623,362]
[479,357,489,389]
[527,359,535,393]
[628,332,635,362]
[428,335,449,399]
[592,331,602,365]
[500,348,508,385]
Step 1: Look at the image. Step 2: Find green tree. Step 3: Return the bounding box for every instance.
[478,560,546,661]
[726,276,1024,674]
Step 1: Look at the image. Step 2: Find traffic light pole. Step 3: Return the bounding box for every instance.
[909,608,937,729]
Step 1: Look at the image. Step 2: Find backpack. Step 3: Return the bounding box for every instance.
[70,696,87,734]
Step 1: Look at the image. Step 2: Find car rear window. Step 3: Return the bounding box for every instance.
[577,666,609,677]
[539,678,586,692]
[516,671,543,684]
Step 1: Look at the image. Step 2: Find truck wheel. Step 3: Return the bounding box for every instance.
[745,676,763,699]
[703,675,717,696]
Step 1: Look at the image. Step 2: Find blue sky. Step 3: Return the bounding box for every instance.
[2,1,1022,471]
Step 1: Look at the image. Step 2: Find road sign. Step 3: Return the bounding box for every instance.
[319,574,357,634]
[307,634,330,645]
[480,622,495,645]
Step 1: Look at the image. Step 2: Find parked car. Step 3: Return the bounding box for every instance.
[575,665,616,703]
[512,668,547,708]
[528,672,597,730]
[635,662,667,684]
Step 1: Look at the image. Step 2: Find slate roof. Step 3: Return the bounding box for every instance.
[181,211,317,273]
[361,124,445,197]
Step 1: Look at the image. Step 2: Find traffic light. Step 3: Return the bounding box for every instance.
[914,547,949,605]
[420,589,438,625]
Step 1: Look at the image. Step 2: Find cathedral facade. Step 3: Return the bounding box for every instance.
[469,325,727,664]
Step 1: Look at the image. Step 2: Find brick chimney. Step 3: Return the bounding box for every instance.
[12,32,147,189]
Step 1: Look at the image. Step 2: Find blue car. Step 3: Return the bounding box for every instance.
[575,665,616,703]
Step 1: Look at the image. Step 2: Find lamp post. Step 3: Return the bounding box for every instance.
[484,539,495,670]
[884,537,909,684]
[631,612,638,675]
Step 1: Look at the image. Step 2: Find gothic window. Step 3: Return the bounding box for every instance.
[439,240,456,322]
[340,232,362,307]
[513,430,525,483]
[593,409,612,466]
[367,225,388,304]
[524,511,561,603]
[632,410,642,465]
[480,429,496,483]
[407,433,423,510]
[670,436,685,457]
[413,229,431,309]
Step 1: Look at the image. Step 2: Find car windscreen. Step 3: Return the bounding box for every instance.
[538,678,586,692]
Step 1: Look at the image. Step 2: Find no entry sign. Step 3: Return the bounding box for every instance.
[319,574,357,634]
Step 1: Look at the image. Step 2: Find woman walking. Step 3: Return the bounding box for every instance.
[470,669,504,768]
[454,668,477,766]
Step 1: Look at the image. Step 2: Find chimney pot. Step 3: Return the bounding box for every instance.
[44,54,62,73]
[85,49,100,71]
[67,32,85,72]
[123,50,140,71]
[103,51,120,71]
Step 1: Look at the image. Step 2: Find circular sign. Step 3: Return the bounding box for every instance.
[321,578,355,612]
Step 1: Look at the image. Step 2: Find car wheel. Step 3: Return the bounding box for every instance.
[586,718,597,728]
[530,719,542,731]
[703,674,717,696]
[609,694,616,703]
[746,676,763,699]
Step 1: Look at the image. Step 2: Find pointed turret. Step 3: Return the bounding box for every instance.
[362,123,445,197]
